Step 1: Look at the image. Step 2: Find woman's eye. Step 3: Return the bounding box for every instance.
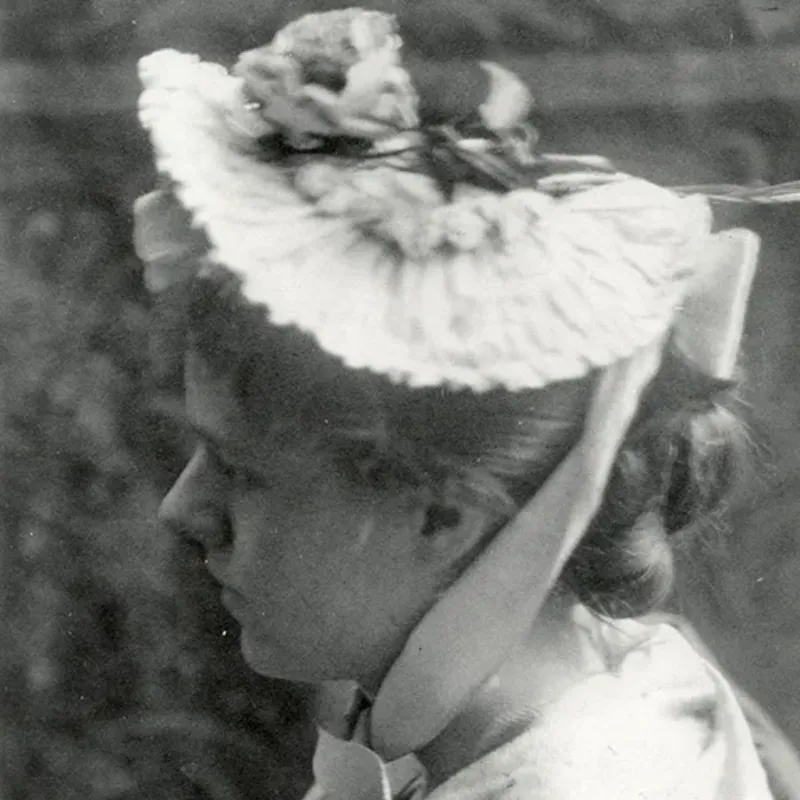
[203,443,234,478]
[360,457,400,489]
[233,466,267,492]
[226,459,266,492]
[205,443,265,491]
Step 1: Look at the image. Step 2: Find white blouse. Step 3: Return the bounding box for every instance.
[303,620,773,800]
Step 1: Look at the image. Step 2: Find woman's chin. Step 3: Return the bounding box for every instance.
[239,629,324,683]
[239,629,286,677]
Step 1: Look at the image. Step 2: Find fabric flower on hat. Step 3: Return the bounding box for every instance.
[233,8,419,144]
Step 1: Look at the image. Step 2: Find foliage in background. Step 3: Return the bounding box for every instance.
[1,0,771,62]
[0,113,313,800]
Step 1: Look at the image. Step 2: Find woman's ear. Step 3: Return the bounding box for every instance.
[415,491,497,567]
[420,502,463,538]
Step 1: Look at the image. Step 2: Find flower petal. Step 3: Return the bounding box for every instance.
[478,61,534,132]
[234,50,302,103]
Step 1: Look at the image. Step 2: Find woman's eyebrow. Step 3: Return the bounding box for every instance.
[187,419,267,477]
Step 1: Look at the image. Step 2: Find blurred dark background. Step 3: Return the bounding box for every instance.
[4,1,800,798]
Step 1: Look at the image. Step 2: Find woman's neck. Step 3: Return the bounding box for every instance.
[412,594,608,788]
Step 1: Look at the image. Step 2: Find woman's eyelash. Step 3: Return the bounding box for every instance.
[199,440,232,475]
[203,441,265,490]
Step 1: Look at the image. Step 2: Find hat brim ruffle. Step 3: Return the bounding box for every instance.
[138,49,712,392]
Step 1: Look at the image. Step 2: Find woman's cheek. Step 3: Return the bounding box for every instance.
[223,495,283,579]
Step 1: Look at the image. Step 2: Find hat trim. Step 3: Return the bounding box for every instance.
[139,49,712,392]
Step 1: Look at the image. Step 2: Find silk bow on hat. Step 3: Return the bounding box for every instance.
[302,230,760,799]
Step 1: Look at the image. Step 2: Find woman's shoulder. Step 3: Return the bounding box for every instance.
[428,617,773,800]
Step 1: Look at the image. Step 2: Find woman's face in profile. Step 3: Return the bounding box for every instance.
[159,346,457,687]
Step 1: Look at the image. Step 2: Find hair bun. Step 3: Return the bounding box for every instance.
[567,510,674,619]
[564,346,749,618]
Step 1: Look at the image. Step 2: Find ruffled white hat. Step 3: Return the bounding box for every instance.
[136,7,714,393]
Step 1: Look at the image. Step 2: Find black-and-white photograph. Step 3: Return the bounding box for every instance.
[4,2,800,798]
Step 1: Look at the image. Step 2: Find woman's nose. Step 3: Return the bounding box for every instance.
[159,446,233,552]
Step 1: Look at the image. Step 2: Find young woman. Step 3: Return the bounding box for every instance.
[134,8,790,798]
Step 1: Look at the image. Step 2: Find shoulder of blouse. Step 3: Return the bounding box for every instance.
[426,619,773,800]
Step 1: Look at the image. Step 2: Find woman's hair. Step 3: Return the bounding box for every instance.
[565,353,750,617]
[153,266,750,619]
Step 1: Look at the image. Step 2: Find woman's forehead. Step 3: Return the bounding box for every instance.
[184,346,272,450]
[183,342,384,491]
[183,307,595,468]
[183,335,357,449]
